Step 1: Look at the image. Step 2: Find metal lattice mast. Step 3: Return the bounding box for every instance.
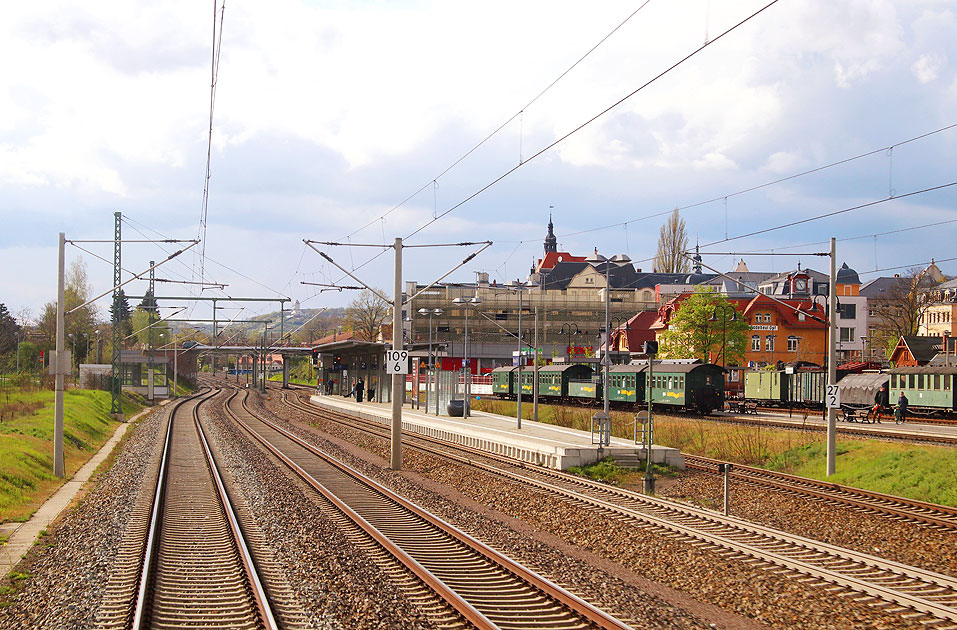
[110,212,123,416]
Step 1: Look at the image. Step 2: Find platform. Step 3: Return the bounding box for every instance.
[309,395,684,471]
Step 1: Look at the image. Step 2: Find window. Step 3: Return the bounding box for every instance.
[751,335,760,351]
[918,374,925,389]
[946,375,952,391]
[934,374,940,390]
[839,303,857,319]
[909,374,916,388]
[840,327,855,342]
[787,336,799,352]
[766,335,775,351]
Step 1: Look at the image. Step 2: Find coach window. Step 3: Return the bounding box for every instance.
[934,374,940,390]
[918,374,925,389]
[909,374,916,389]
[947,375,952,390]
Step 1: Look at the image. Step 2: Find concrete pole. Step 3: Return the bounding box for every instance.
[517,288,523,429]
[391,237,403,470]
[54,233,65,478]
[643,353,655,494]
[533,306,539,422]
[464,302,470,418]
[173,348,178,398]
[602,260,611,445]
[826,237,838,476]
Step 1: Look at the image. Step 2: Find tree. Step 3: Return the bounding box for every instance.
[346,289,390,342]
[869,268,938,357]
[657,289,749,364]
[130,308,169,349]
[37,259,98,361]
[0,303,21,354]
[110,289,134,342]
[654,208,691,274]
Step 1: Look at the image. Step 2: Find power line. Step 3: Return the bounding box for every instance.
[403,0,782,243]
[341,1,655,242]
[699,182,957,249]
[197,0,227,285]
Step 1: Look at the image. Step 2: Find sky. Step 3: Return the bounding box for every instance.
[1,0,955,328]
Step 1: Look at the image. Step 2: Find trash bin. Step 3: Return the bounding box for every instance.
[447,399,468,417]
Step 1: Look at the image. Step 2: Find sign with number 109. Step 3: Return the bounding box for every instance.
[386,350,410,374]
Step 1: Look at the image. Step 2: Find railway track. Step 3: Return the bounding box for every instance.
[97,391,286,629]
[223,388,635,630]
[277,391,957,628]
[683,454,957,531]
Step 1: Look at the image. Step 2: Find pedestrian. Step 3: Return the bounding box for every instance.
[872,382,889,422]
[354,378,364,403]
[895,391,908,424]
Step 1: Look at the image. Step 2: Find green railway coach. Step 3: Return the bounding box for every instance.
[607,365,646,404]
[536,364,594,399]
[491,366,517,397]
[646,363,724,413]
[889,366,957,414]
[744,370,787,405]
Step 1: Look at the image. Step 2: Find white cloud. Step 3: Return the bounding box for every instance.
[912,53,944,83]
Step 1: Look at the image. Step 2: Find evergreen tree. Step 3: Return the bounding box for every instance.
[0,303,21,354]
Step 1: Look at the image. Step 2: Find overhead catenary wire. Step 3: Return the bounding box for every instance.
[308,1,781,294]
[341,0,655,242]
[402,0,782,243]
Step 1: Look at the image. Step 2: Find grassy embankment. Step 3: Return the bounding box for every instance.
[471,398,957,507]
[0,387,144,523]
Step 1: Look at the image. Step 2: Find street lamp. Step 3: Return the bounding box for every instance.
[560,323,581,359]
[860,335,867,363]
[94,329,101,364]
[451,295,481,418]
[586,250,612,446]
[708,304,739,366]
[505,280,538,429]
[417,307,444,415]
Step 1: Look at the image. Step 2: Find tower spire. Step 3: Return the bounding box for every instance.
[544,213,557,254]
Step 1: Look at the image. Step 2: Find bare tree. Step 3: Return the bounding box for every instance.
[654,208,691,274]
[869,268,938,356]
[346,289,390,342]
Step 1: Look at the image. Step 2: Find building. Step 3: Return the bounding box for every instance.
[889,336,948,367]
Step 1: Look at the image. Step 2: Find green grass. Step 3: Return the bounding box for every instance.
[569,457,677,486]
[767,441,957,506]
[0,387,143,522]
[473,398,957,507]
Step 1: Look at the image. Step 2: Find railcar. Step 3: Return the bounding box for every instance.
[536,364,594,399]
[607,364,646,404]
[888,366,957,415]
[645,363,724,414]
[491,366,517,397]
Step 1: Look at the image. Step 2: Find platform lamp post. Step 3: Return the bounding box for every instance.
[586,250,613,446]
[560,323,581,360]
[643,340,658,494]
[860,335,867,363]
[506,279,538,429]
[708,304,738,367]
[452,295,481,418]
[417,308,444,414]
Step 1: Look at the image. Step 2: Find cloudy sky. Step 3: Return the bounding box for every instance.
[1,0,955,326]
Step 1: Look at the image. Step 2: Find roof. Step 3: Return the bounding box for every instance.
[491,366,517,373]
[897,336,945,363]
[537,364,594,373]
[837,373,888,405]
[536,251,586,272]
[539,261,589,290]
[890,365,957,375]
[836,262,861,285]
[859,276,900,298]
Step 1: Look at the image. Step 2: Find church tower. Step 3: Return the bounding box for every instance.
[544,214,557,254]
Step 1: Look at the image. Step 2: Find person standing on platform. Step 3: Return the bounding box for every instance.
[354,377,365,402]
[895,391,908,424]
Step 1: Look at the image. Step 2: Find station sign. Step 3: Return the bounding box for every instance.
[385,350,410,374]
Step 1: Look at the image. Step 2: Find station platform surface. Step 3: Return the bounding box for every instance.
[308,394,684,471]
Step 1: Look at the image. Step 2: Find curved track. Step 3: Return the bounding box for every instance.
[279,390,957,628]
[224,388,634,630]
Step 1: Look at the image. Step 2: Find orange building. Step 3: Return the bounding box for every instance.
[741,295,827,367]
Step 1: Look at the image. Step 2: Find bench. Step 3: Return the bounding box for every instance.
[727,401,758,415]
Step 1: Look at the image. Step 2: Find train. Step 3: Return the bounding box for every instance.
[494,358,957,418]
[742,361,957,417]
[491,360,725,414]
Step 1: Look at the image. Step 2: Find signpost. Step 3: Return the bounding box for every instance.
[825,383,841,409]
[386,350,410,375]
